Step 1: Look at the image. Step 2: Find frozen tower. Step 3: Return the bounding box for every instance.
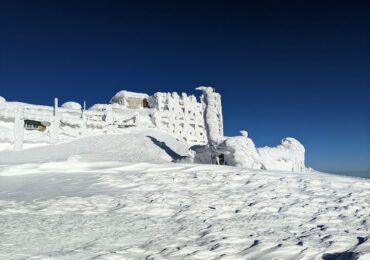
[196,86,224,146]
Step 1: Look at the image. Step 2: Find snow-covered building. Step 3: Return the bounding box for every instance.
[0,88,306,172]
[0,89,215,150]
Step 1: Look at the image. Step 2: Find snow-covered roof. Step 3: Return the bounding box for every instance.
[110,90,149,105]
[62,101,82,110]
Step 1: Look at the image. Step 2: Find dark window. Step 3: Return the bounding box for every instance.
[143,98,149,108]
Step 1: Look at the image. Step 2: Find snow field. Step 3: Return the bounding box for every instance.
[0,160,369,259]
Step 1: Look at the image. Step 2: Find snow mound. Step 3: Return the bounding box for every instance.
[0,96,6,103]
[61,101,81,110]
[0,129,190,165]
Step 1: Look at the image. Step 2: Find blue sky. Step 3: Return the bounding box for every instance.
[0,0,369,176]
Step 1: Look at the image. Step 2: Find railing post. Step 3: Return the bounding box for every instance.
[50,98,59,144]
[53,97,58,116]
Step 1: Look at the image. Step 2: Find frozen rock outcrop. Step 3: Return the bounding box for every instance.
[62,101,82,110]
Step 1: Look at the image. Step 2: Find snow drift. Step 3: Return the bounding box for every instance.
[0,129,190,165]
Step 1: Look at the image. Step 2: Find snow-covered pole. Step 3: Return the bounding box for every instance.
[53,98,58,117]
[79,101,87,136]
[81,100,86,119]
[196,86,224,164]
[50,98,59,144]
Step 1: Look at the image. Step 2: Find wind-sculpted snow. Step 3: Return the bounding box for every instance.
[0,161,369,259]
[0,131,190,164]
[61,101,82,110]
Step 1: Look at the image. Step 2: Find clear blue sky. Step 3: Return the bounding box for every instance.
[1,0,369,176]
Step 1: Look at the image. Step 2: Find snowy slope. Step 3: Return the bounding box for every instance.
[0,130,190,164]
[0,135,369,259]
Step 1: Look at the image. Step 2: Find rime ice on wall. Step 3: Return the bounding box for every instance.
[148,92,207,144]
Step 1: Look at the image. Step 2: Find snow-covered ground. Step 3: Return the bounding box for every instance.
[0,134,369,259]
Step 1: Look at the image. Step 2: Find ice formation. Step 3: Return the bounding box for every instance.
[257,137,305,172]
[217,131,262,168]
[217,131,305,171]
[0,87,306,171]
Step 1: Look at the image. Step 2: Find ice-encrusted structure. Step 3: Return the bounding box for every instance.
[0,87,306,172]
[216,131,305,171]
[0,89,212,150]
[187,130,306,172]
[217,131,262,169]
[148,92,207,144]
[195,87,223,144]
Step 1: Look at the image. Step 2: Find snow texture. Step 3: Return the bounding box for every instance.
[0,135,369,259]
